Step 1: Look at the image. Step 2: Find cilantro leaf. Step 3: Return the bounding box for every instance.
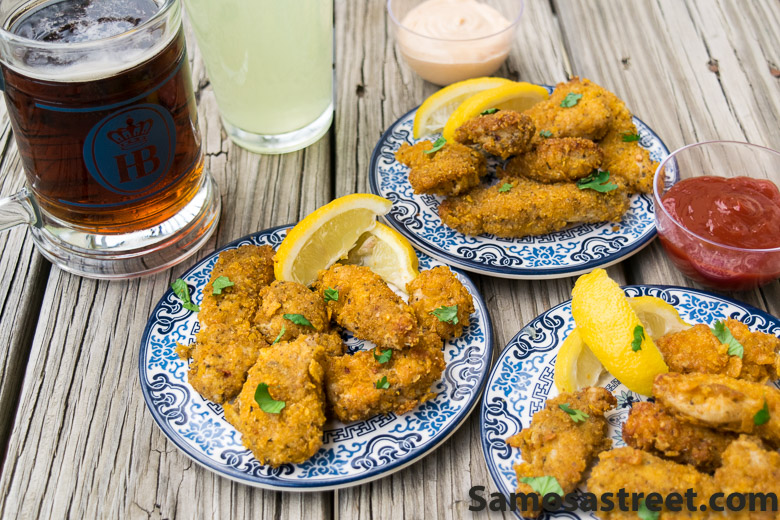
[559,403,589,423]
[480,108,499,115]
[324,287,339,302]
[638,499,660,520]
[577,170,618,193]
[519,476,564,497]
[711,320,744,358]
[424,137,446,154]
[498,182,513,193]
[374,349,393,364]
[171,278,200,312]
[754,399,770,426]
[631,325,645,352]
[375,376,390,389]
[431,305,458,325]
[272,326,286,345]
[211,275,234,295]
[560,92,582,108]
[284,313,313,327]
[622,132,640,142]
[254,383,285,414]
[539,129,552,138]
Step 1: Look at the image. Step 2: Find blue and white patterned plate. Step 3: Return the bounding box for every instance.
[480,285,780,519]
[139,225,493,491]
[369,85,672,279]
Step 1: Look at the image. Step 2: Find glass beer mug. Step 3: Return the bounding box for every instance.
[0,0,220,279]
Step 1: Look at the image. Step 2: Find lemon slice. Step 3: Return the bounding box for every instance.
[413,77,515,139]
[441,82,549,141]
[571,269,669,396]
[628,296,691,340]
[274,194,393,286]
[554,328,606,393]
[345,222,419,290]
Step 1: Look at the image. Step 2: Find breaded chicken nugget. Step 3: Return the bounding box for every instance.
[524,77,613,141]
[406,266,475,341]
[223,335,328,466]
[598,125,656,194]
[324,332,445,423]
[315,264,419,350]
[438,177,630,238]
[714,435,780,519]
[177,244,275,403]
[395,140,487,196]
[254,280,330,344]
[453,110,535,159]
[500,137,603,183]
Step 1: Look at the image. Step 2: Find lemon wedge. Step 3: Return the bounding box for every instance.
[441,82,549,141]
[628,296,691,340]
[554,328,606,393]
[570,269,669,396]
[345,222,419,290]
[274,194,392,286]
[413,77,515,139]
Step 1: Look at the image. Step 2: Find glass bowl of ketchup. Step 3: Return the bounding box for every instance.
[654,141,780,291]
[387,0,523,86]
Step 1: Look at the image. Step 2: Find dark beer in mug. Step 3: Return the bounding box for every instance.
[1,0,204,233]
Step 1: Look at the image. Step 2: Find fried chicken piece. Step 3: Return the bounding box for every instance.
[406,266,475,341]
[523,77,613,141]
[587,447,716,520]
[395,140,487,196]
[622,401,736,473]
[315,264,419,350]
[657,320,780,383]
[500,137,603,183]
[713,435,780,520]
[223,335,328,466]
[453,110,535,159]
[506,387,616,517]
[324,332,445,423]
[599,124,656,194]
[438,177,630,238]
[254,281,330,344]
[654,372,780,446]
[176,244,275,403]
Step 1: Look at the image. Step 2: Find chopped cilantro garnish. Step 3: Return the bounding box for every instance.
[558,403,589,423]
[171,278,199,312]
[480,108,499,115]
[211,276,234,295]
[324,287,339,302]
[754,399,770,426]
[631,325,645,352]
[622,132,640,142]
[374,349,393,364]
[424,137,446,154]
[284,313,313,327]
[638,499,660,520]
[375,376,390,389]
[519,476,564,497]
[254,383,285,414]
[272,326,286,345]
[711,320,744,358]
[577,170,618,192]
[498,182,514,193]
[539,129,553,138]
[560,92,582,107]
[431,305,458,325]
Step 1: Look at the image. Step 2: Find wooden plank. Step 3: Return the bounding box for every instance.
[0,20,333,520]
[555,0,780,312]
[0,92,52,471]
[333,0,582,518]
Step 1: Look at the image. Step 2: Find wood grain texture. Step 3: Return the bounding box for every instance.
[0,18,332,520]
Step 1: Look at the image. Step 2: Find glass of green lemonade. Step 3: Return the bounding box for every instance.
[183,0,333,154]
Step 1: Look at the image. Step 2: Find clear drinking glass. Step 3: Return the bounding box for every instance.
[183,0,334,154]
[0,0,221,279]
[654,141,780,291]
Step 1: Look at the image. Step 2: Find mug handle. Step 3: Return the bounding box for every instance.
[0,187,39,231]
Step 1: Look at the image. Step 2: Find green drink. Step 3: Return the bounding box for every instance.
[184,0,333,154]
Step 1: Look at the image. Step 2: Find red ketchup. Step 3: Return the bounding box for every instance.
[658,176,780,291]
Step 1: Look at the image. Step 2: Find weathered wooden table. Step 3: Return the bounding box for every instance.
[0,1,778,518]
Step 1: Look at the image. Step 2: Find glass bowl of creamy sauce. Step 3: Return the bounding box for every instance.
[388,0,522,85]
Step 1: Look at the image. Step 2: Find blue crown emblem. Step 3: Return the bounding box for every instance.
[107,117,154,150]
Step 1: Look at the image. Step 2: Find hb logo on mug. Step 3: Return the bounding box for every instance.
[84,104,177,197]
